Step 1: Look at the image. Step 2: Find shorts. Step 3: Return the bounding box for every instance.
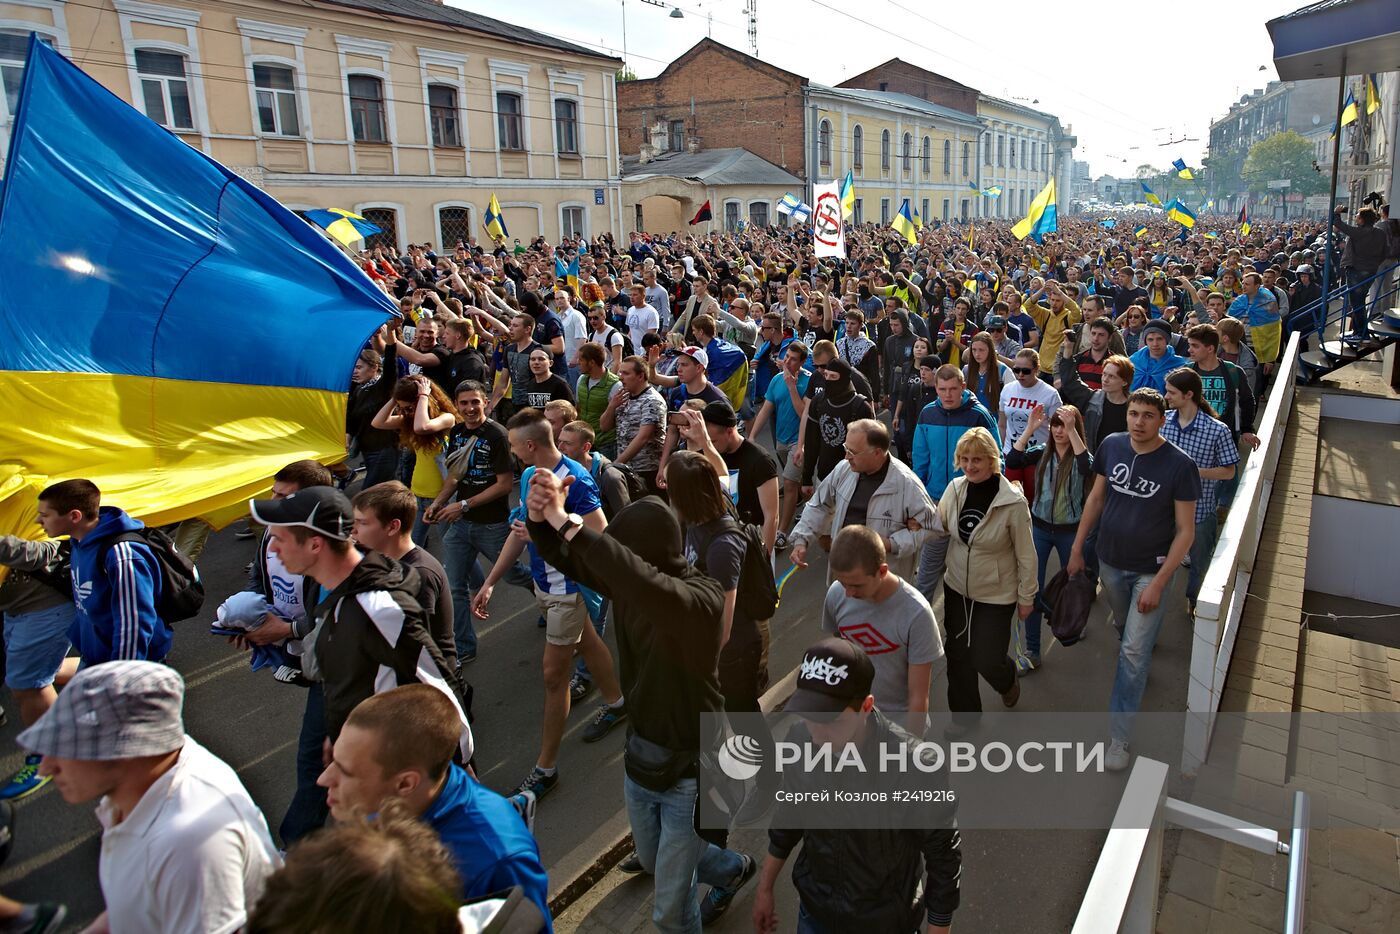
[775,444,803,484]
[537,589,591,647]
[3,603,75,690]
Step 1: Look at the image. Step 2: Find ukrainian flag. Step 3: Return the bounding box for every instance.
[1366,74,1381,115]
[1172,158,1194,180]
[555,255,579,293]
[1141,182,1162,207]
[703,337,751,410]
[1011,179,1057,242]
[839,170,855,219]
[485,193,509,240]
[1134,225,1149,238]
[982,186,1002,197]
[891,199,918,246]
[1165,199,1197,228]
[1340,88,1359,127]
[0,38,397,539]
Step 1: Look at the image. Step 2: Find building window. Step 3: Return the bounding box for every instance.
[923,136,932,175]
[920,198,929,224]
[902,132,912,172]
[562,205,585,239]
[348,74,386,142]
[724,200,741,231]
[253,63,299,136]
[554,98,579,154]
[136,49,194,131]
[852,125,863,170]
[429,85,460,148]
[1042,148,1049,173]
[997,134,1004,166]
[960,198,969,220]
[496,90,523,151]
[819,119,832,166]
[668,119,684,152]
[854,198,863,224]
[880,198,890,224]
[634,203,644,231]
[1010,137,1017,168]
[438,206,471,248]
[881,130,890,171]
[961,141,970,176]
[360,207,397,250]
[749,202,769,227]
[942,199,950,221]
[1029,141,1036,170]
[942,139,951,176]
[984,134,992,165]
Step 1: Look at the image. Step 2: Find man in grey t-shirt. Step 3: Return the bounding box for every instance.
[821,526,942,734]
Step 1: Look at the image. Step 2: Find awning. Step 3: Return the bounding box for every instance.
[1267,0,1400,80]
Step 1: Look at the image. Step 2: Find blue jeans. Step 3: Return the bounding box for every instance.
[1102,561,1180,744]
[2,603,74,689]
[1186,513,1220,604]
[624,775,745,934]
[1024,525,1078,656]
[396,447,415,485]
[411,495,436,547]
[441,518,531,657]
[279,682,328,845]
[360,446,399,488]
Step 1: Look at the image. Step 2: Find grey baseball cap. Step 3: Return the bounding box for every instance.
[18,661,185,760]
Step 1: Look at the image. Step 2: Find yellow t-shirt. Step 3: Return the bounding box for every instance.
[410,439,447,499]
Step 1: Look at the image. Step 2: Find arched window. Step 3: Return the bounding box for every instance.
[942,139,951,176]
[359,207,398,250]
[348,74,386,142]
[852,125,863,170]
[922,136,931,175]
[880,129,890,171]
[438,206,472,248]
[901,132,912,172]
[961,141,970,176]
[819,119,831,166]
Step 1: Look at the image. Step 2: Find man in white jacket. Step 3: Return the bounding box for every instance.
[789,419,937,581]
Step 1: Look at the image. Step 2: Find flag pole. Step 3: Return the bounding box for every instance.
[1321,66,1347,318]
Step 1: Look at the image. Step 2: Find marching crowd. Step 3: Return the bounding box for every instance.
[0,202,1395,934]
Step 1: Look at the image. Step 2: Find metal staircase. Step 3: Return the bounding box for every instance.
[1295,268,1400,383]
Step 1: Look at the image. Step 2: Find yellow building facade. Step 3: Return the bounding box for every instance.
[975,95,1073,221]
[0,0,623,248]
[810,84,983,227]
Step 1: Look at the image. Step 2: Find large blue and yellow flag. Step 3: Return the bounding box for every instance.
[0,38,397,538]
[702,337,751,410]
[484,193,509,240]
[1011,179,1057,242]
[1141,182,1162,207]
[890,199,918,245]
[1164,199,1197,228]
[1172,158,1194,180]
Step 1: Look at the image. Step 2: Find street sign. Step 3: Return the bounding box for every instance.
[1285,193,1304,203]
[1267,179,1291,189]
[594,188,605,205]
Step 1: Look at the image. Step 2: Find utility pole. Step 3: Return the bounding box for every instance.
[745,0,758,56]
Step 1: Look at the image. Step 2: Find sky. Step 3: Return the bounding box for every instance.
[461,0,1291,177]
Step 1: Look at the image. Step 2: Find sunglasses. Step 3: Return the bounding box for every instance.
[1012,367,1035,376]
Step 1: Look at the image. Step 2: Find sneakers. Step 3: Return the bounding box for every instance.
[699,853,756,926]
[617,852,647,875]
[272,665,311,688]
[1106,739,1131,772]
[1000,678,1021,708]
[0,904,67,934]
[508,789,538,833]
[233,523,256,541]
[1014,652,1040,674]
[512,767,559,800]
[774,530,789,551]
[0,756,49,801]
[581,703,627,743]
[569,674,593,703]
[459,648,478,666]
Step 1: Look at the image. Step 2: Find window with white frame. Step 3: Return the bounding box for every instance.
[922,136,931,175]
[3,32,57,125]
[819,119,831,165]
[253,63,299,136]
[1029,140,1037,170]
[360,207,397,250]
[429,84,460,147]
[920,198,929,224]
[902,133,912,172]
[561,205,585,239]
[852,125,863,170]
[723,200,741,231]
[438,206,471,248]
[135,48,193,131]
[853,198,863,224]
[942,199,950,221]
[1010,137,1016,168]
[961,141,970,176]
[881,130,890,171]
[554,98,579,154]
[348,74,386,142]
[880,198,890,224]
[497,90,523,151]
[960,198,969,220]
[942,139,950,176]
[749,202,769,227]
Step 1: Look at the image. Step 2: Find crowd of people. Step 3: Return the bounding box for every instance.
[0,202,1395,934]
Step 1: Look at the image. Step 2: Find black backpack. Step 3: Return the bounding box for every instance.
[591,455,649,518]
[695,515,779,622]
[35,528,204,623]
[604,325,636,359]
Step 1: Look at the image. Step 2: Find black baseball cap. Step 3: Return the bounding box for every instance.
[701,400,738,428]
[785,638,875,715]
[249,486,353,541]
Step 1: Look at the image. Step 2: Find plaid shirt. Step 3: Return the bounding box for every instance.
[1162,409,1239,523]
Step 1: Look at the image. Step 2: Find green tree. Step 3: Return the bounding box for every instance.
[616,66,638,82]
[1135,163,1161,179]
[1242,130,1326,196]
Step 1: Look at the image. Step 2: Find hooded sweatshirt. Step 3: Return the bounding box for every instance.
[69,506,169,665]
[802,361,875,485]
[1128,344,1189,393]
[911,389,1001,500]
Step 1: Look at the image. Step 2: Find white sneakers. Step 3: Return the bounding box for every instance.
[1106,739,1131,772]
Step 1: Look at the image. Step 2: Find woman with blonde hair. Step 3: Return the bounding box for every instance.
[936,426,1038,720]
[1006,403,1094,669]
[372,375,460,545]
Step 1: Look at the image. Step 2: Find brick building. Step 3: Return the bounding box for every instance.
[615,39,809,182]
[837,58,980,119]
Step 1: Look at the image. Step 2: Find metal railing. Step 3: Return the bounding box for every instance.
[1072,757,1309,934]
[1183,331,1301,776]
[1288,264,1400,351]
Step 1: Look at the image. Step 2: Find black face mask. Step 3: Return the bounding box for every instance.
[824,359,854,399]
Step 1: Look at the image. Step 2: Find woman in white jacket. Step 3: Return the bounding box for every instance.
[788,419,935,582]
[935,427,1038,719]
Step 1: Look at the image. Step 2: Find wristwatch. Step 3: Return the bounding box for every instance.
[551,512,585,537]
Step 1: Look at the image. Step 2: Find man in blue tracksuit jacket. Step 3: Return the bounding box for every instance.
[910,367,1001,601]
[36,479,169,667]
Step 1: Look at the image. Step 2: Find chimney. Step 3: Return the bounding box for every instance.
[650,121,668,153]
[687,134,701,153]
[639,142,654,163]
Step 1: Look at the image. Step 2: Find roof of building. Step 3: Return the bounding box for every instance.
[1267,0,1355,24]
[976,93,1061,126]
[318,0,619,61]
[621,147,802,186]
[838,58,980,96]
[809,84,981,125]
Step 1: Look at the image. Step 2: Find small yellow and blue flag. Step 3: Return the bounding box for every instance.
[839,170,856,219]
[1133,225,1148,238]
[1172,158,1194,180]
[1340,88,1359,127]
[1366,74,1381,115]
[484,193,509,240]
[1141,182,1162,207]
[555,255,579,292]
[776,563,802,602]
[1204,231,1219,240]
[1164,199,1196,228]
[891,199,918,246]
[982,185,1003,197]
[303,208,382,247]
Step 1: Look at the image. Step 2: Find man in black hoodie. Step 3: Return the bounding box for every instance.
[250,487,472,844]
[801,358,875,493]
[525,475,755,930]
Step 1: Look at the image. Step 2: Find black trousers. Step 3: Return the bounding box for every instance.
[942,583,1016,714]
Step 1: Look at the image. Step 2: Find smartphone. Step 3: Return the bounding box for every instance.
[666,411,688,425]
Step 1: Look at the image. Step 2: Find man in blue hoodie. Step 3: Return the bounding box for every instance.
[1128,319,1188,393]
[35,479,169,668]
[910,366,1001,602]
